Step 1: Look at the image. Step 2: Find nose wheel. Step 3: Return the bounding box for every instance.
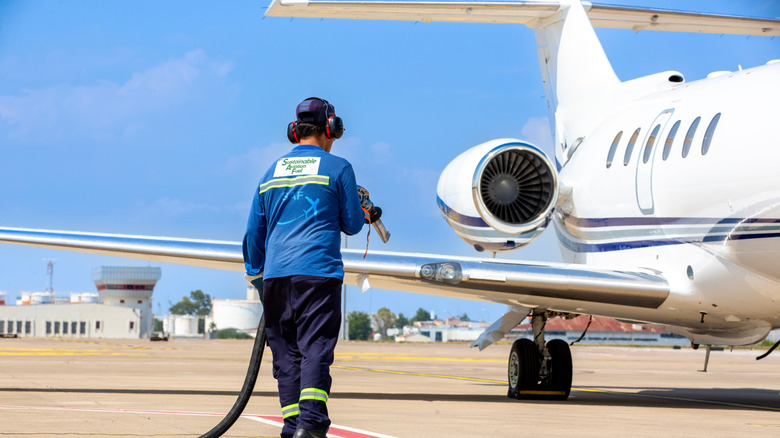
[507,311,572,400]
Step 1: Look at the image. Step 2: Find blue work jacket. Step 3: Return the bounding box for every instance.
[243,144,365,280]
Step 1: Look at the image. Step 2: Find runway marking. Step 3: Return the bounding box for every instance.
[54,338,151,349]
[0,348,149,357]
[244,415,396,438]
[332,365,505,384]
[0,434,198,437]
[0,405,395,438]
[334,365,780,412]
[335,353,502,363]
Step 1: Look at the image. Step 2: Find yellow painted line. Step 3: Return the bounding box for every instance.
[0,432,282,437]
[0,348,151,357]
[0,352,151,357]
[0,348,99,352]
[751,424,780,427]
[332,365,505,384]
[335,364,780,412]
[55,339,151,349]
[518,390,567,396]
[335,352,503,363]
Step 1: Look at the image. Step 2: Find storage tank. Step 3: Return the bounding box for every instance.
[29,292,54,305]
[210,299,263,331]
[246,283,260,301]
[173,315,199,337]
[70,292,100,304]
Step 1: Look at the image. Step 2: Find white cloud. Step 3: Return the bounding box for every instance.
[219,141,292,176]
[0,50,234,142]
[219,137,396,187]
[132,197,222,219]
[520,116,554,155]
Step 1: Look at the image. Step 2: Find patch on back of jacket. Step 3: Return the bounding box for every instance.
[273,157,320,177]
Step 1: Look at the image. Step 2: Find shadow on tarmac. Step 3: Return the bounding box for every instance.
[568,386,780,411]
[2,386,779,411]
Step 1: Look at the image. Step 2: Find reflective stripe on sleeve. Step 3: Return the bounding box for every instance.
[281,403,300,419]
[259,175,330,194]
[299,387,329,403]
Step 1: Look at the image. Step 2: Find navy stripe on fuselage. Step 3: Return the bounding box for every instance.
[555,218,780,253]
[566,216,780,228]
[436,194,780,252]
[436,196,489,228]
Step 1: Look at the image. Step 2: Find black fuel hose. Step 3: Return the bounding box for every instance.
[199,315,266,437]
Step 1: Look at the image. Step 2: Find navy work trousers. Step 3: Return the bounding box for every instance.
[263,275,342,438]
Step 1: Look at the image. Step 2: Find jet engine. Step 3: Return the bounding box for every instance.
[437,139,558,252]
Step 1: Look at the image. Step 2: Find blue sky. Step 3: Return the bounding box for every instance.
[0,1,778,321]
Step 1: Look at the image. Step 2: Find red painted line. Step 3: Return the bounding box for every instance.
[244,415,394,438]
[0,405,395,438]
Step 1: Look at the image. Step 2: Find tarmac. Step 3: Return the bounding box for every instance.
[1,337,779,437]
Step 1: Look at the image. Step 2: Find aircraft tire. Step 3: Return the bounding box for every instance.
[507,338,539,399]
[545,339,572,400]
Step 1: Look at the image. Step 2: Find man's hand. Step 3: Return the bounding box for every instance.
[357,185,382,223]
[363,206,382,224]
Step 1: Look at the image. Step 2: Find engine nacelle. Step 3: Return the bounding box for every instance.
[437,139,558,252]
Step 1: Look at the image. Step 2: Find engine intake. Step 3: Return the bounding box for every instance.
[473,144,557,234]
[437,139,558,252]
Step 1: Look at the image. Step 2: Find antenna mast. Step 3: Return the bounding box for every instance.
[44,259,57,295]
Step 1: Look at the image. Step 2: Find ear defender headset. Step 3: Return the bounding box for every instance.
[287,97,344,144]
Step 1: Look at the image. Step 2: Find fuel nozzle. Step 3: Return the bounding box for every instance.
[357,186,390,243]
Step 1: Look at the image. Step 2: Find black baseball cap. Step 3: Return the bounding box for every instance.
[295,97,335,123]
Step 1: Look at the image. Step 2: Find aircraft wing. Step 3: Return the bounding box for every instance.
[0,226,668,310]
[265,0,780,36]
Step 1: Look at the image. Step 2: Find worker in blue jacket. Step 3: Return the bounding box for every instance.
[243,97,370,438]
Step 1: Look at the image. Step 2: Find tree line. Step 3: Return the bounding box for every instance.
[164,291,470,341]
[347,307,470,341]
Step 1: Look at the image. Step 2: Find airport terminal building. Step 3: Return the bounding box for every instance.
[0,266,160,339]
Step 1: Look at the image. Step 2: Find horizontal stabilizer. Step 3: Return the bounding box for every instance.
[266,0,780,36]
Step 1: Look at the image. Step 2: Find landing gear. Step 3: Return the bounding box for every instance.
[508,338,538,397]
[507,311,572,400]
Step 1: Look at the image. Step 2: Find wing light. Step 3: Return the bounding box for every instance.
[420,262,463,285]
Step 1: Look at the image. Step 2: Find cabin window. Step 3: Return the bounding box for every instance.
[643,124,661,163]
[682,116,701,158]
[623,128,641,166]
[662,120,681,160]
[701,113,721,155]
[606,131,622,168]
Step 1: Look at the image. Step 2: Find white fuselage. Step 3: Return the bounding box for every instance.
[553,62,780,343]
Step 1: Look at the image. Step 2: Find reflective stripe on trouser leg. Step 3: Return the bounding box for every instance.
[300,388,329,403]
[282,403,300,419]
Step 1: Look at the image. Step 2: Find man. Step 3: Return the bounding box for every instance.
[243,97,367,438]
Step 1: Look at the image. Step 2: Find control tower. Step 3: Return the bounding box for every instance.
[93,266,161,338]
